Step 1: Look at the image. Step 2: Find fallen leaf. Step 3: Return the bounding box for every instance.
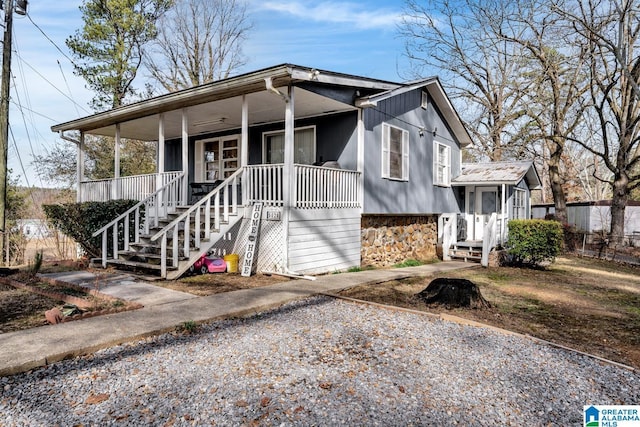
[85,393,109,405]
[260,397,271,407]
[319,382,332,390]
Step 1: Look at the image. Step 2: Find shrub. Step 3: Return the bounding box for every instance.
[506,219,563,268]
[43,200,141,259]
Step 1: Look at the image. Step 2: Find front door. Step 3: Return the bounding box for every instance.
[473,187,499,240]
[195,135,240,182]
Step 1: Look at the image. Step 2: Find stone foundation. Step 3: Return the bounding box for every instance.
[361,215,438,267]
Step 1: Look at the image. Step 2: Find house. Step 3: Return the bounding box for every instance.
[51,64,537,278]
[15,219,52,239]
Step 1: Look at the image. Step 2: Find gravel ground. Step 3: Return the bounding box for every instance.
[1,296,638,426]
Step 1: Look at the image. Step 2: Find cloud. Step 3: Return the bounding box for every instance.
[254,1,402,30]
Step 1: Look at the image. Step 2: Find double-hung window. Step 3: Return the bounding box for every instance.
[434,141,451,186]
[513,188,526,219]
[381,123,409,181]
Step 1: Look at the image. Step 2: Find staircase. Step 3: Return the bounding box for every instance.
[93,170,244,280]
[449,241,483,262]
[105,205,243,279]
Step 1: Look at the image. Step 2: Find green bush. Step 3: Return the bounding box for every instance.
[506,219,563,268]
[43,200,141,258]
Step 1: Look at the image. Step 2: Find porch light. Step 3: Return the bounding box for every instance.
[193,116,227,127]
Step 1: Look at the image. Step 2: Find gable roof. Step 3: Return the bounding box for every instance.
[356,78,472,147]
[452,161,541,189]
[50,64,472,147]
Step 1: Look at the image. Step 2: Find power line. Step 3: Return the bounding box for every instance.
[8,100,56,122]
[27,14,78,69]
[12,51,90,115]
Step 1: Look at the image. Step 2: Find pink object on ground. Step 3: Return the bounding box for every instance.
[190,255,227,274]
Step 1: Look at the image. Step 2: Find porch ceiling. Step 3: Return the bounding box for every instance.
[84,87,356,141]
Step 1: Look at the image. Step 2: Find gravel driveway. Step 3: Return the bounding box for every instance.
[1,296,637,426]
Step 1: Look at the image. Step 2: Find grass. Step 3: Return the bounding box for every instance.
[392,259,424,268]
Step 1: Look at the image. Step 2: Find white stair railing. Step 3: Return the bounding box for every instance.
[481,212,498,267]
[92,172,186,268]
[440,213,457,261]
[150,168,243,278]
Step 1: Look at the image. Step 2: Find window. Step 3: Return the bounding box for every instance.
[195,136,240,182]
[421,91,429,109]
[514,188,526,219]
[263,126,315,164]
[434,141,451,186]
[382,123,409,180]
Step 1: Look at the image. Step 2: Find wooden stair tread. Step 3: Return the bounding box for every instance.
[106,259,177,271]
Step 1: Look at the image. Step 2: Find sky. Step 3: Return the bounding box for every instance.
[7,0,417,188]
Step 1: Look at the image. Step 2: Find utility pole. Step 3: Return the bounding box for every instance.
[0,0,26,265]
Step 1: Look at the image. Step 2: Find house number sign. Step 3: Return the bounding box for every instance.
[241,203,263,277]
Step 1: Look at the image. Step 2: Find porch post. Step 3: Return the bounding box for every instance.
[282,85,295,269]
[357,108,365,211]
[501,183,506,243]
[77,132,85,202]
[241,95,249,205]
[181,109,189,205]
[113,123,121,199]
[157,113,165,204]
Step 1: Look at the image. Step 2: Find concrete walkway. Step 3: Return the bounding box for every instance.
[0,262,476,377]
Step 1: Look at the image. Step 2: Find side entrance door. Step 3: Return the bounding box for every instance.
[473,187,499,240]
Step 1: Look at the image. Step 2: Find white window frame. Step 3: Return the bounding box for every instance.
[433,141,451,187]
[513,188,527,219]
[262,125,316,164]
[381,122,409,181]
[421,91,429,109]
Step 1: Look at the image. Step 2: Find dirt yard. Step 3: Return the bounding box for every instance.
[154,272,292,296]
[339,255,640,369]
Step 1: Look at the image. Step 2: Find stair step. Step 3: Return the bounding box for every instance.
[106,259,177,271]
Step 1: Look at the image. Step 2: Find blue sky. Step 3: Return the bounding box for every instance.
[9,0,417,187]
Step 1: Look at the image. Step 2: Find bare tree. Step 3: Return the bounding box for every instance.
[146,0,252,92]
[495,0,590,223]
[561,0,640,244]
[400,0,532,162]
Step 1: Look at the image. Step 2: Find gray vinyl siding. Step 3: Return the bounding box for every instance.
[287,208,361,273]
[362,88,462,214]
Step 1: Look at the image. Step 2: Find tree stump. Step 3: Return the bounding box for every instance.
[416,278,491,309]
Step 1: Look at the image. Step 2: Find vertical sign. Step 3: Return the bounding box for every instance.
[241,203,263,277]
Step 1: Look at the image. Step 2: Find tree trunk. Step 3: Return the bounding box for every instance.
[547,139,567,224]
[610,173,629,245]
[416,278,491,309]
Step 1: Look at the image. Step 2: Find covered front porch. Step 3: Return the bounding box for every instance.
[440,161,542,266]
[51,65,383,278]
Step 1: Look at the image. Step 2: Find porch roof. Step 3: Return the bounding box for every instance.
[51,64,401,141]
[452,161,541,189]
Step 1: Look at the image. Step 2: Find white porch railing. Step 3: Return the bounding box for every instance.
[245,164,284,206]
[244,164,361,208]
[92,172,186,268]
[295,164,361,208]
[150,168,242,278]
[80,171,183,202]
